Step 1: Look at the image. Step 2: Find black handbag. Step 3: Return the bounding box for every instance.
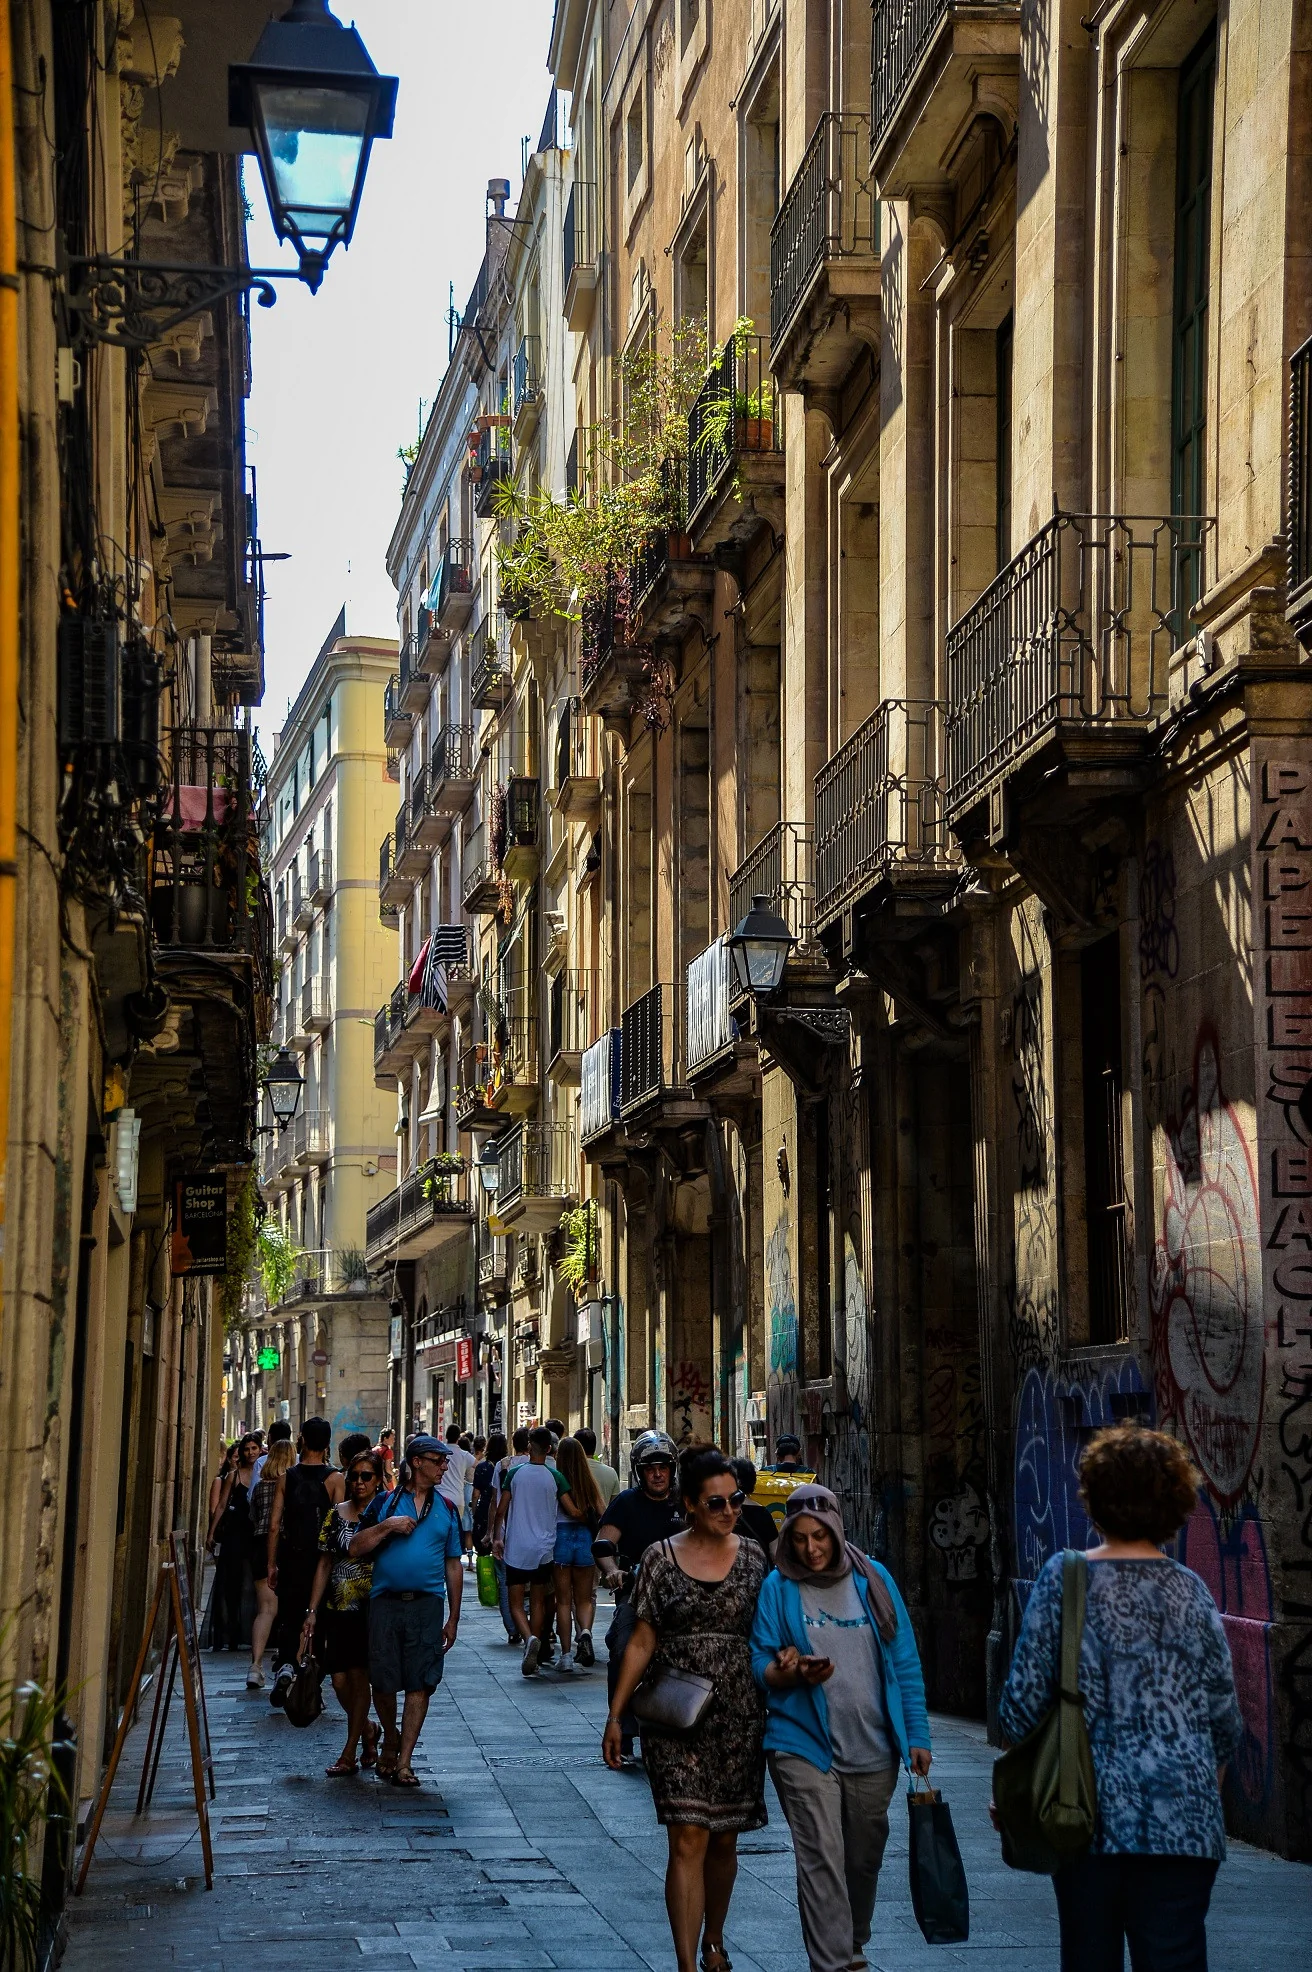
[631,1665,715,1736]
[907,1774,970,1944]
[992,1550,1097,1873]
[282,1651,325,1729]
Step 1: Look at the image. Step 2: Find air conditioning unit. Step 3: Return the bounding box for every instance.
[58,612,121,751]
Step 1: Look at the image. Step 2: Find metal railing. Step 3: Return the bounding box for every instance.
[374,1002,391,1065]
[872,0,952,152]
[436,539,475,624]
[514,335,541,417]
[431,722,474,791]
[488,1004,538,1094]
[475,422,511,518]
[409,763,429,833]
[688,330,780,523]
[729,821,815,954]
[621,983,675,1111]
[379,833,395,891]
[814,702,946,924]
[383,673,409,736]
[547,968,596,1062]
[471,612,511,704]
[478,1234,509,1291]
[771,112,877,351]
[154,728,266,961]
[1290,336,1312,603]
[496,1122,575,1212]
[365,1159,471,1261]
[581,578,623,691]
[686,938,736,1073]
[944,512,1214,812]
[462,821,500,909]
[581,1031,622,1142]
[394,800,410,862]
[300,977,329,1029]
[506,775,540,848]
[293,1108,330,1162]
[564,181,595,291]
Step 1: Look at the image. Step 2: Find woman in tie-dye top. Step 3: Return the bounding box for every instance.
[1000,1426,1241,1972]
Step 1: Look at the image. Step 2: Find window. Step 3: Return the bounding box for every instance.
[1171,29,1215,608]
[996,314,1013,572]
[626,92,643,195]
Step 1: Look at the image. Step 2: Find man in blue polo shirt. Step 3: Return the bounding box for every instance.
[350,1433,463,1787]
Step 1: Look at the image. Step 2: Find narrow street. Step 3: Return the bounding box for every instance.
[65,1593,1302,1972]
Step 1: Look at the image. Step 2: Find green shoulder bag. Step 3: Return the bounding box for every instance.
[992,1550,1097,1873]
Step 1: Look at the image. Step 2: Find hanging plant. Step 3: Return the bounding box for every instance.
[257,1220,300,1308]
[490,781,508,867]
[221,1165,261,1331]
[558,1201,597,1297]
[0,1636,72,1972]
[636,653,677,735]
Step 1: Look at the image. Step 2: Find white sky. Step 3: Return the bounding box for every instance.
[245,1,555,748]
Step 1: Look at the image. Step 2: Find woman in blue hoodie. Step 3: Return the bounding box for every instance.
[751,1485,931,1972]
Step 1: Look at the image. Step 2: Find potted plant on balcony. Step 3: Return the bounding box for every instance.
[422,1152,466,1205]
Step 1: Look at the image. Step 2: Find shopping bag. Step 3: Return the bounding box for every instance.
[476,1552,500,1608]
[907,1774,970,1943]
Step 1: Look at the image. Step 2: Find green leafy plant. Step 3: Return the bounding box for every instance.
[335,1245,368,1288]
[221,1166,261,1331]
[257,1220,300,1307]
[0,1644,71,1971]
[558,1201,597,1296]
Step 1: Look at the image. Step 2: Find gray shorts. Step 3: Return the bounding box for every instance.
[368,1592,445,1693]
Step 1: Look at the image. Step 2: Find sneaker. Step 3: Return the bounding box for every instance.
[575,1630,594,1668]
[269,1668,293,1710]
[521,1637,541,1678]
[245,1665,265,1690]
[556,1651,575,1675]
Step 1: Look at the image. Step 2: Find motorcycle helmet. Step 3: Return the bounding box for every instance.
[630,1428,679,1487]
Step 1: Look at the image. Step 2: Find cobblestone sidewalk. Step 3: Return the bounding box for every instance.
[64,1588,1306,1970]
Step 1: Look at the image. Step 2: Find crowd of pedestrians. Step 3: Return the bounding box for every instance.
[204,1416,1242,1972]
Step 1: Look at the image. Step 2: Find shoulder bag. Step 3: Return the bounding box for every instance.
[992,1550,1097,1873]
[629,1540,715,1737]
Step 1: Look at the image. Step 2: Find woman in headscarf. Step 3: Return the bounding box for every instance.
[750,1485,931,1972]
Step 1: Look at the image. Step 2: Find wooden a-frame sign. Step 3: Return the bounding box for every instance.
[75,1530,215,1892]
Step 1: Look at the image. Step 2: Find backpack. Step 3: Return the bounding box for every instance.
[281,1464,333,1560]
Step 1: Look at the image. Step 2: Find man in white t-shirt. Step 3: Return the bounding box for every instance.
[437,1424,477,1559]
[493,1427,577,1676]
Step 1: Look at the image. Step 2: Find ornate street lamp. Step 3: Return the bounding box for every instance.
[478,1140,502,1197]
[727,893,795,999]
[263,1045,305,1127]
[229,0,399,291]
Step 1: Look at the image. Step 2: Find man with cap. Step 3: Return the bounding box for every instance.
[349,1433,464,1786]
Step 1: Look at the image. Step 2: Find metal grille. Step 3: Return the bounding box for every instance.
[770,113,876,352]
[871,0,951,154]
[431,722,473,786]
[548,969,596,1059]
[814,702,946,926]
[409,764,429,830]
[497,1122,575,1210]
[436,539,475,621]
[580,1032,621,1141]
[729,822,814,951]
[564,182,595,291]
[621,984,672,1111]
[944,512,1214,814]
[688,331,780,524]
[686,939,735,1073]
[379,833,393,889]
[155,727,260,955]
[514,335,541,415]
[1291,337,1312,599]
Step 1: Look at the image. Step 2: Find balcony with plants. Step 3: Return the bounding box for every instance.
[687,321,784,557]
[153,728,272,988]
[455,1041,503,1132]
[494,1121,577,1233]
[770,112,880,397]
[365,1154,473,1265]
[486,991,539,1115]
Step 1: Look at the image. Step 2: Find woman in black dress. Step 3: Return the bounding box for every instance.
[604,1445,767,1972]
[206,1434,259,1649]
[301,1450,385,1775]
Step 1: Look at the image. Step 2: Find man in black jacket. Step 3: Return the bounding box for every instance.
[266,1415,335,1708]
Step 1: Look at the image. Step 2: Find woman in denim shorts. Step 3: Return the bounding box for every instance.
[553,1437,604,1671]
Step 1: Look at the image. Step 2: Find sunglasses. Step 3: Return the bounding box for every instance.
[348,1469,376,1483]
[703,1491,745,1514]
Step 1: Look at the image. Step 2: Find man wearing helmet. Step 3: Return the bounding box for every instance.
[592,1430,683,1760]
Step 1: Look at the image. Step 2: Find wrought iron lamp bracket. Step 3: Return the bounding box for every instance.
[771,1006,851,1046]
[60,246,300,353]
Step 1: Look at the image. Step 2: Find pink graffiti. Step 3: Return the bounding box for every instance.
[1179,1497,1273,1810]
[1150,1026,1264,1504]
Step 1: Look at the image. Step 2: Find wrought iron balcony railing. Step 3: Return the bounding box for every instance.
[944,511,1214,814]
[814,701,947,926]
[435,538,476,626]
[496,1122,575,1212]
[548,968,596,1065]
[621,983,676,1112]
[688,331,780,524]
[471,612,511,708]
[770,112,877,352]
[154,728,266,961]
[475,421,511,519]
[729,821,815,956]
[563,181,596,292]
[365,1158,471,1262]
[514,335,541,418]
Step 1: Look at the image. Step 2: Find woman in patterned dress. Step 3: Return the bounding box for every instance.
[302,1450,385,1776]
[999,1425,1242,1972]
[604,1444,767,1972]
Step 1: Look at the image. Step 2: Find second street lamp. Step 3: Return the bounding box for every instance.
[727,893,795,999]
[479,1141,502,1197]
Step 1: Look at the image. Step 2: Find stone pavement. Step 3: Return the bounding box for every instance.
[65,1587,1306,1971]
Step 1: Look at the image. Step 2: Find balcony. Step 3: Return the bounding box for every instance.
[379,833,410,910]
[395,802,428,880]
[275,1124,297,1182]
[495,1122,577,1233]
[579,579,649,725]
[403,966,448,1043]
[563,180,598,330]
[152,729,269,971]
[259,1128,286,1191]
[292,977,330,1049]
[729,821,817,970]
[410,762,443,849]
[630,502,716,645]
[770,113,879,398]
[870,0,1021,199]
[487,1006,539,1115]
[620,983,677,1116]
[502,776,541,882]
[580,1030,622,1147]
[513,334,542,445]
[435,538,476,632]
[383,673,412,748]
[1289,336,1312,645]
[292,871,312,930]
[513,1240,541,1294]
[278,897,297,953]
[415,607,449,680]
[292,1108,331,1167]
[374,987,409,1089]
[471,612,512,711]
[455,1042,503,1132]
[308,848,332,907]
[462,821,502,915]
[551,695,602,823]
[430,723,476,817]
[686,938,739,1078]
[547,968,595,1086]
[944,512,1213,837]
[478,1233,509,1300]
[814,701,950,929]
[687,330,784,557]
[365,1159,474,1265]
[399,634,429,715]
[474,420,511,521]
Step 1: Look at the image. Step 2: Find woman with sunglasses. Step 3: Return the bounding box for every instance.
[301,1451,385,1776]
[603,1444,767,1972]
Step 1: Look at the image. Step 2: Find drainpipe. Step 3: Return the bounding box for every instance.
[0,0,19,1323]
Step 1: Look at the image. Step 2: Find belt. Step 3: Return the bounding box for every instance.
[375,1590,440,1602]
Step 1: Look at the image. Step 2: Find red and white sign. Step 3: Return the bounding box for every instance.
[311,1348,328,1366]
[456,1337,474,1382]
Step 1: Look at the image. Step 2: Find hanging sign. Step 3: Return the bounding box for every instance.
[257,1346,280,1371]
[456,1337,474,1382]
[171,1175,228,1276]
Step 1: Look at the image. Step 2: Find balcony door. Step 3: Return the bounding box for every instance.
[1171,28,1215,616]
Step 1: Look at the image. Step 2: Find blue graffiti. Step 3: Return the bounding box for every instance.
[1013,1359,1152,1604]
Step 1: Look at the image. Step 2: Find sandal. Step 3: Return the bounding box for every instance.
[700,1950,732,1972]
[388,1765,421,1788]
[361,1723,379,1769]
[324,1758,358,1777]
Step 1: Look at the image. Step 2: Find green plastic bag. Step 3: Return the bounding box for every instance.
[993,1550,1098,1873]
[476,1552,500,1609]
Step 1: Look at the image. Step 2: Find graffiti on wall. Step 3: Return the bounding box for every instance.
[1013,1357,1149,1601]
[1149,1024,1264,1506]
[671,1359,711,1444]
[1009,910,1060,1376]
[843,1234,872,1417]
[1139,839,1181,981]
[1178,1497,1273,1812]
[766,1209,799,1443]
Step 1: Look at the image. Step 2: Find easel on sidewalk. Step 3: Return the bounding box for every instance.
[75,1530,215,1892]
